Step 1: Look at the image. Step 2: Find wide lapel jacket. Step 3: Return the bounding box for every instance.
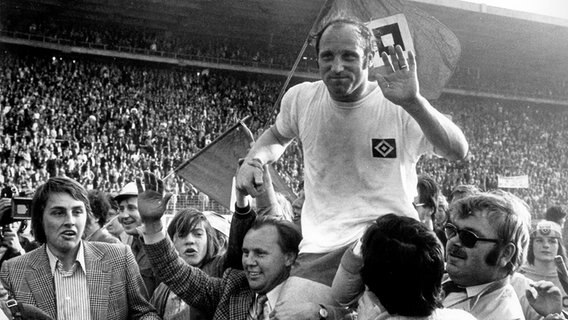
[26,247,57,319]
[0,245,58,319]
[0,242,160,320]
[83,241,113,320]
[228,286,255,320]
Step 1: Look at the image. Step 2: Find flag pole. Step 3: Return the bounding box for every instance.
[269,0,334,117]
[162,115,251,181]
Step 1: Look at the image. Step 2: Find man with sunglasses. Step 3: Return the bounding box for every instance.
[442,192,531,319]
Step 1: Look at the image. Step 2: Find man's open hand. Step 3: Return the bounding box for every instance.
[136,171,172,224]
[526,280,563,316]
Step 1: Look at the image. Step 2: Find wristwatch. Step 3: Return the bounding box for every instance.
[318,304,328,320]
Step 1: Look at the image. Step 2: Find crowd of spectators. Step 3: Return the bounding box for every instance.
[420,96,568,216]
[0,45,566,218]
[0,48,303,208]
[3,20,567,100]
[449,65,568,100]
[1,18,317,72]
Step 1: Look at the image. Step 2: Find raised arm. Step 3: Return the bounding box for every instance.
[235,126,293,197]
[372,45,468,161]
[136,171,224,316]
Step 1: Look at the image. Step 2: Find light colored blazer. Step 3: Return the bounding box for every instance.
[0,241,160,320]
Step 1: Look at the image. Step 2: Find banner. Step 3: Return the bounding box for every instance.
[175,119,296,210]
[311,0,461,100]
[497,175,529,189]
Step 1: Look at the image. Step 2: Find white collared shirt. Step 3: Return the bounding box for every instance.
[265,282,284,314]
[46,242,92,320]
[255,282,285,319]
[442,278,524,320]
[443,281,492,308]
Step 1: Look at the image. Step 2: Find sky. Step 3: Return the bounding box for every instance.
[464,0,568,20]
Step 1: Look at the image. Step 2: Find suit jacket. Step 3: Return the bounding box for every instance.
[87,228,121,244]
[145,238,255,320]
[0,241,160,320]
[150,254,227,320]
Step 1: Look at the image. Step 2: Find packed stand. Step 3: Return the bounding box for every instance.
[1,19,317,72]
[0,17,568,320]
[0,48,567,216]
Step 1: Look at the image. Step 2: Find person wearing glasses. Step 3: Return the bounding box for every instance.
[331,214,476,319]
[442,191,563,319]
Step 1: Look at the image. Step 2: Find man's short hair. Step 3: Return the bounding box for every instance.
[88,190,111,227]
[545,206,567,225]
[448,191,531,274]
[449,184,480,204]
[417,175,439,216]
[31,177,93,244]
[313,17,375,57]
[361,214,444,317]
[167,208,225,265]
[249,216,302,258]
[107,194,119,212]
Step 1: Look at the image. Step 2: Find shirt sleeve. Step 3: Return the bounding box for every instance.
[274,84,302,140]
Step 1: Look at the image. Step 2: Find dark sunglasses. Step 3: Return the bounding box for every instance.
[412,202,425,209]
[444,223,500,248]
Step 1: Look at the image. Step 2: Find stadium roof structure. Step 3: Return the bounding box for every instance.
[2,0,567,79]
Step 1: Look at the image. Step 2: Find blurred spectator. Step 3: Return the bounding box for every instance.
[415,174,440,231]
[105,194,131,244]
[448,184,481,204]
[544,206,567,228]
[84,189,121,243]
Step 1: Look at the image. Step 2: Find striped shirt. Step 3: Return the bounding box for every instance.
[47,243,92,320]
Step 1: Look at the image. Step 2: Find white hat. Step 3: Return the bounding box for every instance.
[533,220,563,239]
[114,182,138,202]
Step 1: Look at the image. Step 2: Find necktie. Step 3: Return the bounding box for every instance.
[248,294,267,320]
[442,280,466,295]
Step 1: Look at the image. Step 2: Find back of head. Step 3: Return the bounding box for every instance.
[417,174,440,216]
[360,214,444,317]
[449,184,480,204]
[449,191,531,274]
[545,206,567,225]
[87,189,111,227]
[31,176,93,244]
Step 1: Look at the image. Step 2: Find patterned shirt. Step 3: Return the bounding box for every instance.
[47,243,91,320]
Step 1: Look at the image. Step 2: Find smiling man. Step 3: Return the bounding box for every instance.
[442,192,531,319]
[136,171,347,320]
[115,181,160,297]
[0,177,159,320]
[235,17,469,307]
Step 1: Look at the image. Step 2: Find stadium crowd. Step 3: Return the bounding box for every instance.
[1,18,314,72]
[0,47,566,215]
[3,19,567,99]
[0,17,567,319]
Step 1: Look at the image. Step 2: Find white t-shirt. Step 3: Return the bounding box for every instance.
[275,81,433,253]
